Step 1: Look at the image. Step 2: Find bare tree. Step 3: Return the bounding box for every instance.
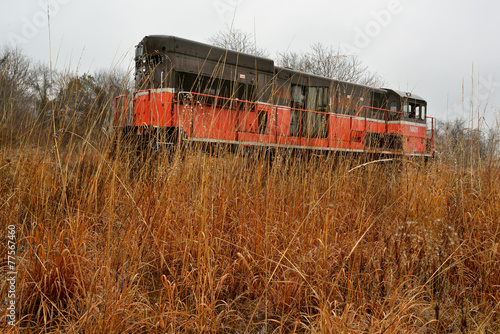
[89,68,132,128]
[434,118,499,167]
[277,43,384,88]
[51,69,132,132]
[208,28,383,87]
[29,62,53,120]
[208,27,269,58]
[0,47,33,124]
[0,45,134,144]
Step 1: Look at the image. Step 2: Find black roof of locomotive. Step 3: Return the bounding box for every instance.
[384,89,426,103]
[275,66,387,94]
[139,35,275,73]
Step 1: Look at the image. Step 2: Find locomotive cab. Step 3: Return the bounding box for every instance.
[384,89,427,123]
[381,89,431,154]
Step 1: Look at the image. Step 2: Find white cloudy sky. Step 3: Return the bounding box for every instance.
[1,0,500,127]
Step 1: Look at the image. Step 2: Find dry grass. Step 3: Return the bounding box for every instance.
[0,105,499,333]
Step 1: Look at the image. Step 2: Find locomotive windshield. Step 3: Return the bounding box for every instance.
[404,101,426,121]
[135,55,165,89]
[134,40,168,90]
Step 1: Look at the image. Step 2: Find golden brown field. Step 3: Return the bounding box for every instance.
[0,115,499,334]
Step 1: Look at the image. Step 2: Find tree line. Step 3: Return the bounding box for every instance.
[434,118,499,167]
[0,46,132,144]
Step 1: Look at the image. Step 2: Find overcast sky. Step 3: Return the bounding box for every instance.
[1,0,500,128]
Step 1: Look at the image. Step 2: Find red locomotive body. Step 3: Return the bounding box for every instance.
[114,35,434,157]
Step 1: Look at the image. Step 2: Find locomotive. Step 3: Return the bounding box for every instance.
[114,35,434,158]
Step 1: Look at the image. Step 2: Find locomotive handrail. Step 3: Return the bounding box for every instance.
[146,89,434,153]
[165,89,428,130]
[177,90,357,118]
[426,116,435,139]
[355,105,403,117]
[177,91,246,107]
[173,91,412,149]
[275,104,345,117]
[134,89,153,95]
[177,91,408,121]
[354,105,404,132]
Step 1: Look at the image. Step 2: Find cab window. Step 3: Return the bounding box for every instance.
[390,101,398,111]
[403,103,409,118]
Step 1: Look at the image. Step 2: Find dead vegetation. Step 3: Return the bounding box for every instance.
[0,125,499,333]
